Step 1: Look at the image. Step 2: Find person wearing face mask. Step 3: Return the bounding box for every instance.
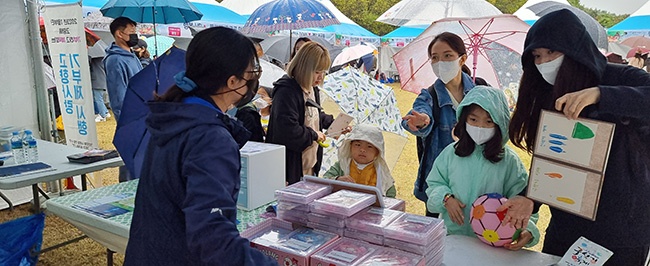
[266,41,335,185]
[103,17,143,182]
[124,27,276,266]
[497,9,650,265]
[425,86,539,251]
[233,89,267,142]
[401,32,482,218]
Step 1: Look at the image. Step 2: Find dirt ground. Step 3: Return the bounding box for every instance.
[0,83,550,265]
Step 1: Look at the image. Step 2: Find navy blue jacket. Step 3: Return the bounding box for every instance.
[124,97,277,265]
[524,9,650,248]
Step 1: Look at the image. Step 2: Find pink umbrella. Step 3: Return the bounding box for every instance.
[393,14,530,93]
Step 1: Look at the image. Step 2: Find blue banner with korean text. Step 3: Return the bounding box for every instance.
[43,3,98,150]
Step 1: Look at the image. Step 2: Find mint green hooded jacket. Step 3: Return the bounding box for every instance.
[425,86,539,247]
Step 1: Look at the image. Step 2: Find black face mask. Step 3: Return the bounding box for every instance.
[235,78,259,108]
[125,33,139,47]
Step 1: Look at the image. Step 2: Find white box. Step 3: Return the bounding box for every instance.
[237,141,285,210]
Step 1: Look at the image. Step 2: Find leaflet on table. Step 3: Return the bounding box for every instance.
[72,192,135,218]
[557,237,613,266]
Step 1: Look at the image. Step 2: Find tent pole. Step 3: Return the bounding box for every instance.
[26,0,52,141]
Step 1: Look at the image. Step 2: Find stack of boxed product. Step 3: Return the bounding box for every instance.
[242,218,339,265]
[309,236,426,265]
[383,213,446,265]
[383,197,406,211]
[344,207,403,245]
[307,190,376,236]
[275,181,332,226]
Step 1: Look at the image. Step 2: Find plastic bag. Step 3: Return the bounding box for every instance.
[0,213,45,266]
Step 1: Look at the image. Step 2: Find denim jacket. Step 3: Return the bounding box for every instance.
[401,72,475,202]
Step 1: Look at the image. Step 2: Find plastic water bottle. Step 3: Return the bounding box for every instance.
[23,130,38,163]
[10,131,25,164]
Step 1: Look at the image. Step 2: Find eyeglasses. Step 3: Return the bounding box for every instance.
[246,61,263,79]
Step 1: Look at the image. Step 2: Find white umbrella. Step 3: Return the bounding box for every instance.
[376,0,502,27]
[259,59,285,88]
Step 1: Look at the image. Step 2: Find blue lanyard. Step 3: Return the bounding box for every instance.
[182,96,221,113]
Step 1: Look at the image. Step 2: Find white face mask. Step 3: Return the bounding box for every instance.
[431,57,462,84]
[466,123,496,145]
[252,95,269,109]
[535,55,564,85]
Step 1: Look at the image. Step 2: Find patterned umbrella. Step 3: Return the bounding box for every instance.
[241,0,339,34]
[319,66,407,175]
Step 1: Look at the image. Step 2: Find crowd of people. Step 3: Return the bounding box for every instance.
[86,8,649,265]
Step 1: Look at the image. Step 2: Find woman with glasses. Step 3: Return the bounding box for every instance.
[401,32,482,218]
[266,41,334,185]
[124,27,276,265]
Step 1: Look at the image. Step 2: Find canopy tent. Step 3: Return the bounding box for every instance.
[513,0,570,25]
[608,0,650,42]
[220,0,273,16]
[381,25,427,48]
[0,0,51,209]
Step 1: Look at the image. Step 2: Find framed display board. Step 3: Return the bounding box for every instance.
[527,110,615,220]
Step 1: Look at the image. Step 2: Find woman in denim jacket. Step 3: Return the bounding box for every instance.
[401,32,479,217]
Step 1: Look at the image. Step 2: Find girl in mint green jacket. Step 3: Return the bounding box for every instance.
[425,86,539,250]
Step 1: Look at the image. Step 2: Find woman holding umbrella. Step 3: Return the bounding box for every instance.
[500,10,650,265]
[124,27,277,265]
[401,32,484,217]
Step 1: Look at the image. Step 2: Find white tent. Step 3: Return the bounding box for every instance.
[220,0,273,16]
[513,0,571,24]
[608,0,650,41]
[0,0,50,210]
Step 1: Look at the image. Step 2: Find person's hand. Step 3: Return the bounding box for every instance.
[503,230,532,251]
[402,110,430,131]
[555,87,601,120]
[336,175,355,183]
[445,197,466,225]
[497,196,534,229]
[316,131,326,143]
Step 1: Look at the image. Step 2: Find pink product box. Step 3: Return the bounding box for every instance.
[345,207,403,235]
[274,227,339,257]
[356,247,425,266]
[241,218,294,241]
[384,237,444,256]
[277,201,310,212]
[275,181,332,204]
[311,190,376,217]
[308,202,349,219]
[306,222,345,236]
[343,228,384,245]
[383,213,446,246]
[383,197,406,211]
[307,212,346,228]
[310,237,379,266]
[277,210,309,226]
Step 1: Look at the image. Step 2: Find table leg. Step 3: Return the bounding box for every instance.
[82,174,88,191]
[32,184,40,213]
[107,249,114,266]
[0,191,13,210]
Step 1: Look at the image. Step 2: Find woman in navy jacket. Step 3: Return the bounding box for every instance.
[124,27,277,266]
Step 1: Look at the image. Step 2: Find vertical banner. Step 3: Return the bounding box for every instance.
[43,3,98,150]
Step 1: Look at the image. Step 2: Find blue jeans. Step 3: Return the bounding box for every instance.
[93,89,109,117]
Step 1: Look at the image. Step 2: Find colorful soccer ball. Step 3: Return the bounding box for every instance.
[470,193,517,247]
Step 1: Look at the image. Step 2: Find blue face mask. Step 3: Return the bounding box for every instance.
[226,106,238,117]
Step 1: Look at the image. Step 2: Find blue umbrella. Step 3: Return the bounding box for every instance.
[113,47,186,178]
[101,0,202,56]
[241,0,339,33]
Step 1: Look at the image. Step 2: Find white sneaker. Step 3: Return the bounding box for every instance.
[105,113,111,118]
[95,115,106,122]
